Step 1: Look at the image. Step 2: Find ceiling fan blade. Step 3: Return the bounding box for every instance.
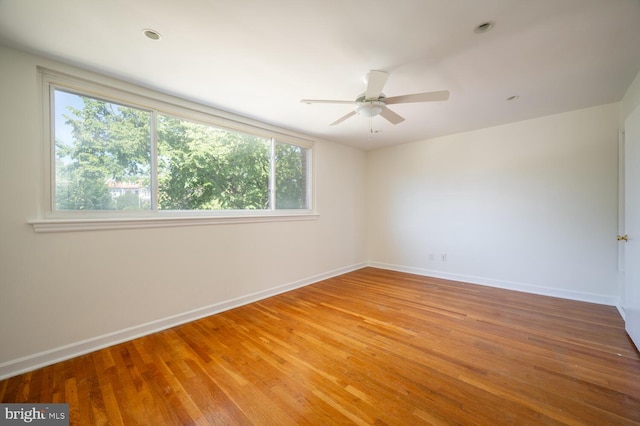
[385,90,450,104]
[365,70,389,101]
[330,111,357,126]
[380,106,405,125]
[301,99,357,105]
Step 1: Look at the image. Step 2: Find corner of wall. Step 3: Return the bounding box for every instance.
[621,70,640,124]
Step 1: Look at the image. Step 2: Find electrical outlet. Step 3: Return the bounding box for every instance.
[441,253,447,261]
[429,253,435,261]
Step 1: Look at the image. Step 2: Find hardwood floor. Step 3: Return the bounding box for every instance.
[2,267,639,425]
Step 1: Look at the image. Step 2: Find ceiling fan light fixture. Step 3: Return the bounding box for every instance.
[356,102,383,118]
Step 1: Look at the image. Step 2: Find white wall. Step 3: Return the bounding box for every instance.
[367,103,620,303]
[0,46,368,377]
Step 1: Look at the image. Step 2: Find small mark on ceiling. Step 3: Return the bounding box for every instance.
[142,29,162,41]
[474,21,495,34]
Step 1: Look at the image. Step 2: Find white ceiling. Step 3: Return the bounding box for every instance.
[1,0,640,150]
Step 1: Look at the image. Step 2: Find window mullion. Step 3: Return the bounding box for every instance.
[151,110,159,211]
[269,138,276,210]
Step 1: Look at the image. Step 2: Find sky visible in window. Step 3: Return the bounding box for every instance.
[54,90,82,148]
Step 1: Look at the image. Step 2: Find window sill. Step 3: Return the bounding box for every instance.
[29,213,319,233]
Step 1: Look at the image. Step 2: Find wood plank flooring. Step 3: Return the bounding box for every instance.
[1,267,639,425]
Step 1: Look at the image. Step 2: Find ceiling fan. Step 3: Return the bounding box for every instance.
[301,70,449,126]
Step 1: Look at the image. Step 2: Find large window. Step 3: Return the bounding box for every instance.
[41,69,313,231]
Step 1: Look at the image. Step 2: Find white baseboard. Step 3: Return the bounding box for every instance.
[368,261,619,307]
[617,304,626,321]
[0,262,367,381]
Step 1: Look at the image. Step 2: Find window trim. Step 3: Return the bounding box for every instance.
[34,67,317,232]
[29,212,319,233]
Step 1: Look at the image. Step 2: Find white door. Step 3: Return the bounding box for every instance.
[624,104,640,349]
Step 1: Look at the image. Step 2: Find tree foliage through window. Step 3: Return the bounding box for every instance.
[54,89,309,212]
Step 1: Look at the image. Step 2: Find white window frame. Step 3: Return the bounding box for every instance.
[30,67,317,233]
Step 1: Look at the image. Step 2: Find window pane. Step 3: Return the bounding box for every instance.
[275,142,309,209]
[157,115,271,210]
[54,90,152,210]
